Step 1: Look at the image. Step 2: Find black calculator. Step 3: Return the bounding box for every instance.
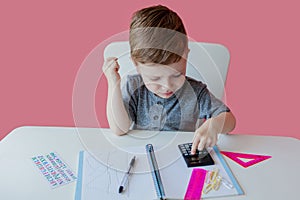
[178,143,214,167]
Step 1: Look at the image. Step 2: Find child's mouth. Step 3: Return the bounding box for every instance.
[162,91,173,97]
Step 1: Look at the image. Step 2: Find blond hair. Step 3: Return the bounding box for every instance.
[130,5,188,65]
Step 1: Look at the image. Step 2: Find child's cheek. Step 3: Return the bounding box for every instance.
[145,83,159,93]
[174,77,186,90]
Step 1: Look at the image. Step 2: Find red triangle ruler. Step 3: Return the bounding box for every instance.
[220,151,272,168]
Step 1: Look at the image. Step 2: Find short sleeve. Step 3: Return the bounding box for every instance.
[198,87,230,119]
[121,75,139,123]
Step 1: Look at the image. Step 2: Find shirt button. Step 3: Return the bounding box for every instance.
[157,101,162,105]
[153,115,159,120]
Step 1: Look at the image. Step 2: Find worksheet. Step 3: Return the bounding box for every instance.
[75,146,243,200]
[32,152,77,188]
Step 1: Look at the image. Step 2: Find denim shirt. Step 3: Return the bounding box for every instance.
[122,74,230,131]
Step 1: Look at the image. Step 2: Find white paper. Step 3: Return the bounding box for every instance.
[76,147,242,199]
[32,152,77,188]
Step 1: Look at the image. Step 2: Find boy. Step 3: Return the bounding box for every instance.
[103,5,236,154]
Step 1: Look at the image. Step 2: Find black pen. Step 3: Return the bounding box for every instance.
[118,156,136,193]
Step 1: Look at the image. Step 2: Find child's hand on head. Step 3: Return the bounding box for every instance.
[102,57,121,83]
[191,118,218,154]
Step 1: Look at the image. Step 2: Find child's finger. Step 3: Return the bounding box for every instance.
[103,57,119,72]
[104,57,117,66]
[191,135,200,155]
[106,57,118,62]
[197,137,206,151]
[114,60,120,71]
[107,58,118,67]
[211,135,218,147]
[205,138,212,148]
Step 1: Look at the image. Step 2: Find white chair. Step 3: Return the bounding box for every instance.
[104,41,230,99]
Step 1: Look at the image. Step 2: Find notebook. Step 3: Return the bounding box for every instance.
[75,146,243,200]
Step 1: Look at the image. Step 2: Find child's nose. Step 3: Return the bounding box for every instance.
[160,79,172,90]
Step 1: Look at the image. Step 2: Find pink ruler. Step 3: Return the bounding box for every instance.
[184,168,207,200]
[221,151,272,168]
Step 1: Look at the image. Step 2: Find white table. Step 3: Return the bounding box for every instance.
[0,126,299,200]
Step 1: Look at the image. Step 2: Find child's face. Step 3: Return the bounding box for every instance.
[135,57,187,99]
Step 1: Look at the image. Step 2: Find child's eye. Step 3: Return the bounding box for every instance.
[149,77,160,81]
[173,73,182,78]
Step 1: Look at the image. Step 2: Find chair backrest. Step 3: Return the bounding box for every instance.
[104,41,230,99]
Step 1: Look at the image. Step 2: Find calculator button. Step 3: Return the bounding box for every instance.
[178,143,214,167]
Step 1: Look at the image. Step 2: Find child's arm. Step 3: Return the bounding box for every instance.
[102,57,132,135]
[191,111,236,154]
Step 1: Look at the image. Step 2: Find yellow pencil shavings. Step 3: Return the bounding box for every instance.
[210,168,219,182]
[205,171,212,184]
[203,168,235,195]
[203,183,213,194]
[213,176,222,190]
[203,168,222,194]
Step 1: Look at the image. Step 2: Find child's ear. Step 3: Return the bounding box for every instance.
[181,48,190,61]
[185,48,190,58]
[130,57,141,73]
[130,57,137,66]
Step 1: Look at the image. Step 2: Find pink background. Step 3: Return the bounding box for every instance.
[1,0,299,140]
